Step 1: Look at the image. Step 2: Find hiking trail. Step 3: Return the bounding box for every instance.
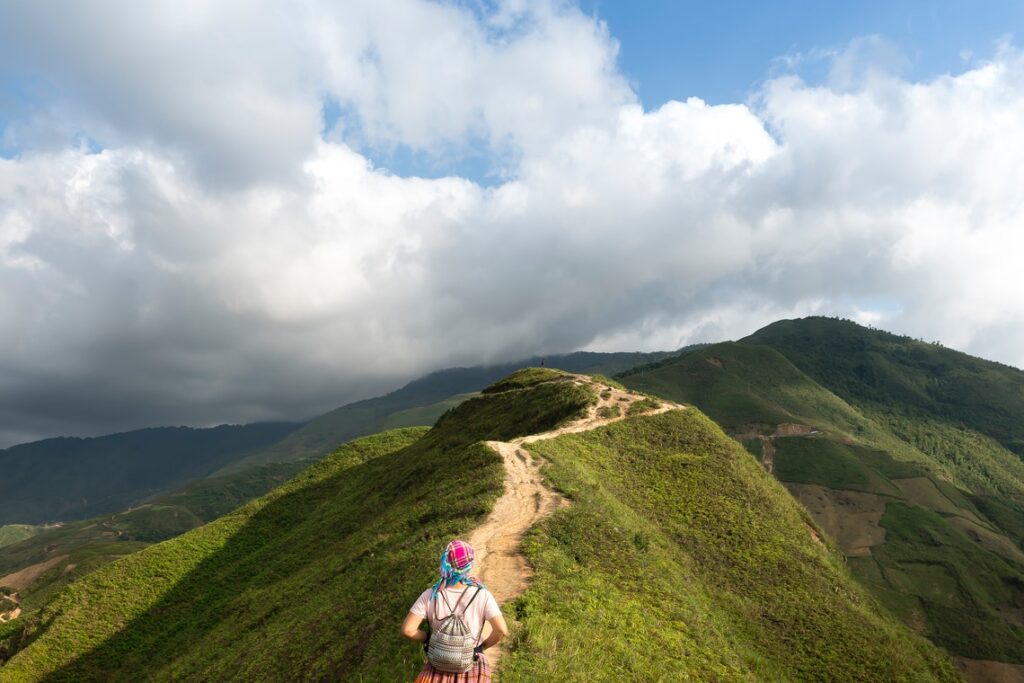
[466,375,683,673]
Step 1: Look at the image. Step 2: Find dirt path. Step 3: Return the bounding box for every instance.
[467,376,683,672]
[0,590,21,624]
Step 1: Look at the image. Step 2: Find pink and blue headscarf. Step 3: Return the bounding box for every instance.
[430,539,484,600]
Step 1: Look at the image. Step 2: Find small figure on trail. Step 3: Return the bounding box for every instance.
[401,539,508,681]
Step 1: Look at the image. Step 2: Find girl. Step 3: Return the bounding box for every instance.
[401,540,509,682]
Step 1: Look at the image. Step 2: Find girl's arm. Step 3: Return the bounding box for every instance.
[401,612,428,642]
[478,614,509,650]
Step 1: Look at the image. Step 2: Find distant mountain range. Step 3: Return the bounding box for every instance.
[0,350,672,527]
[0,423,299,525]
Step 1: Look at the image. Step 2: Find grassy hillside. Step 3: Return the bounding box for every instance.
[747,317,1024,457]
[0,528,38,552]
[0,460,307,625]
[1,372,956,681]
[0,423,299,525]
[502,410,955,681]
[226,351,672,471]
[622,342,881,434]
[621,331,1024,666]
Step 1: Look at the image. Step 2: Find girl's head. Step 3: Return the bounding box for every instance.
[431,539,483,599]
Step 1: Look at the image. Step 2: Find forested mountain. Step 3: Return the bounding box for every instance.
[622,318,1024,673]
[0,423,299,525]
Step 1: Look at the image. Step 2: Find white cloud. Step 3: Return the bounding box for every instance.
[1,2,1024,444]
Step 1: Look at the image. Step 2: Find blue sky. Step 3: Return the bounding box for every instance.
[4,1,1021,174]
[356,1,1024,179]
[590,1,1023,107]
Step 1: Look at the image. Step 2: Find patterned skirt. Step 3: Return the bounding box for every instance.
[414,654,491,683]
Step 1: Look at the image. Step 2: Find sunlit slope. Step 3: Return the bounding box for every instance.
[226,350,672,471]
[501,408,956,681]
[623,342,886,435]
[621,337,1024,664]
[747,317,1024,458]
[2,371,956,681]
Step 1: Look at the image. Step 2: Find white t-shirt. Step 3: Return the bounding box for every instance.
[409,586,501,643]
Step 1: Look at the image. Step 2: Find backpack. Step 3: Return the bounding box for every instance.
[426,586,483,673]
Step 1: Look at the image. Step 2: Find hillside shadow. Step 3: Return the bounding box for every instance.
[37,442,434,683]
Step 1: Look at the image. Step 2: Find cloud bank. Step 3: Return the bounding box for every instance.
[1,1,1023,445]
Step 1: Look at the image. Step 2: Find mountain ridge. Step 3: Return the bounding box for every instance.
[0,369,958,681]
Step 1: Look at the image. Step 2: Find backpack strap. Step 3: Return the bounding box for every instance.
[436,586,470,621]
[460,586,483,615]
[439,588,455,616]
[464,587,485,647]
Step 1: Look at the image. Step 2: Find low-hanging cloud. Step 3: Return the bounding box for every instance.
[1,1,1023,446]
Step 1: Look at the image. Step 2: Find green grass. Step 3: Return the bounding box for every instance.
[596,405,620,419]
[431,381,597,443]
[0,527,39,551]
[1,377,598,681]
[0,372,959,681]
[872,503,1024,661]
[772,438,882,492]
[625,397,660,416]
[747,316,1024,459]
[500,409,958,681]
[620,343,831,426]
[2,428,460,681]
[620,324,1024,665]
[481,367,571,394]
[621,342,933,470]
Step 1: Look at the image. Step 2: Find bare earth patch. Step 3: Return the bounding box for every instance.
[956,657,1024,683]
[0,555,67,592]
[468,375,683,672]
[783,483,887,556]
[759,437,777,473]
[773,423,818,437]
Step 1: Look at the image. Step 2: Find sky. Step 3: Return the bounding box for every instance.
[1,1,1023,447]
